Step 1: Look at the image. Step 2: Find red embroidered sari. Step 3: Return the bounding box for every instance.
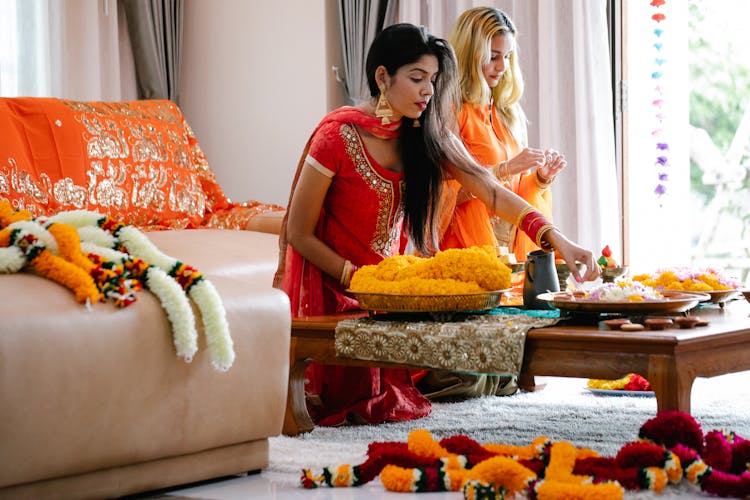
[275,107,431,426]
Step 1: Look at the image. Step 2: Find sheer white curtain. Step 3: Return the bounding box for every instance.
[398,0,621,256]
[0,0,136,100]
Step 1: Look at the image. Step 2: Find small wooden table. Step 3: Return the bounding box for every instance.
[283,300,750,435]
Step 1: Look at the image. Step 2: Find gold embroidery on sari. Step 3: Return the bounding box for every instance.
[340,124,403,256]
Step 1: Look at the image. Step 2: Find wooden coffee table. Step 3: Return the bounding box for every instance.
[283,300,750,435]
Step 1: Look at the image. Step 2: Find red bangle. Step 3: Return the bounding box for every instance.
[519,210,555,252]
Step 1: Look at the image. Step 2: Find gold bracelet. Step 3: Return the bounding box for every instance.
[535,171,554,189]
[536,224,556,252]
[493,161,510,183]
[340,260,353,287]
[515,206,536,228]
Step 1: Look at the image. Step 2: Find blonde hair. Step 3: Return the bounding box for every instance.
[449,7,528,145]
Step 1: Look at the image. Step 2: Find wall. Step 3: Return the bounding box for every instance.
[180,0,344,207]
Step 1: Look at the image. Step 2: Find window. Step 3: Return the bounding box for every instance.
[620,0,750,286]
[0,0,52,97]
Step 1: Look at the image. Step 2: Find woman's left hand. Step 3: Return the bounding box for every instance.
[538,149,567,183]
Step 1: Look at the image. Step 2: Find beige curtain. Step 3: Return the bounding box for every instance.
[397,0,621,256]
[122,0,183,103]
[339,0,397,104]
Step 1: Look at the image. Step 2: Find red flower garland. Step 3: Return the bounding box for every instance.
[299,411,750,498]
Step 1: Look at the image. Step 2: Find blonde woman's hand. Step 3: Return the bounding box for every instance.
[537,149,567,183]
[546,229,600,283]
[507,147,545,176]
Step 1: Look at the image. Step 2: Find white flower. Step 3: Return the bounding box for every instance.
[48,210,103,228]
[8,221,58,254]
[0,247,26,273]
[80,242,128,262]
[78,226,116,248]
[145,266,198,362]
[190,280,234,371]
[117,226,175,270]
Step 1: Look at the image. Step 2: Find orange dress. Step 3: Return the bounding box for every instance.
[440,103,553,262]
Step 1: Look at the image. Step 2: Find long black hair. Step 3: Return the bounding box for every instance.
[365,23,462,254]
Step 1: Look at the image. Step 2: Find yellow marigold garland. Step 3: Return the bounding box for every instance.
[463,456,537,497]
[483,436,552,460]
[534,480,624,500]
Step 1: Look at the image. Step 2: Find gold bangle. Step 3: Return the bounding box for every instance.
[536,224,556,252]
[535,171,554,189]
[493,161,509,183]
[340,260,353,287]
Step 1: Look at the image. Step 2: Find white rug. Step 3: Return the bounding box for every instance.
[265,373,750,499]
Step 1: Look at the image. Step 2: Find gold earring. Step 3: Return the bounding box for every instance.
[413,119,421,128]
[375,84,394,125]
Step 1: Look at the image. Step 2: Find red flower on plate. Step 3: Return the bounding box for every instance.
[624,373,653,391]
[650,0,666,6]
[652,13,666,22]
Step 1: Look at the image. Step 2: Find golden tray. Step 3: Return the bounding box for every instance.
[349,290,508,313]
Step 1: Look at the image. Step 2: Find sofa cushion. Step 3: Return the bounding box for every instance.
[0,98,283,231]
[0,229,290,488]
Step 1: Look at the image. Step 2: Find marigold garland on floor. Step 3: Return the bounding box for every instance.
[0,200,233,371]
[300,410,750,498]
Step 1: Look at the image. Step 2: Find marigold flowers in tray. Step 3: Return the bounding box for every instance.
[349,245,511,295]
[632,267,740,292]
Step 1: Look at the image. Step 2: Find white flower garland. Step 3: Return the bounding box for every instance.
[49,210,104,228]
[143,266,199,362]
[77,226,116,248]
[0,246,26,273]
[117,225,234,371]
[7,220,59,254]
[81,242,199,363]
[5,207,232,371]
[189,279,234,371]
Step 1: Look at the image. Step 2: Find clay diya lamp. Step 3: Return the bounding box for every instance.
[603,318,631,330]
[644,318,673,330]
[674,316,700,329]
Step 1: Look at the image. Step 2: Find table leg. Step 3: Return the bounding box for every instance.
[519,373,546,392]
[648,355,695,414]
[283,341,315,436]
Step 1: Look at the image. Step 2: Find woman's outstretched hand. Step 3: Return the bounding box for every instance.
[508,147,545,175]
[538,149,567,182]
[545,229,600,282]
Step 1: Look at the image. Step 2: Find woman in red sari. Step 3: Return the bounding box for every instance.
[274,24,599,426]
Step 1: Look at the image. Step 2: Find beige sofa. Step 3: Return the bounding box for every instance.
[0,98,291,499]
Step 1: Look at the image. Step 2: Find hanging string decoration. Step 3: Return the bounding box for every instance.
[650,0,669,199]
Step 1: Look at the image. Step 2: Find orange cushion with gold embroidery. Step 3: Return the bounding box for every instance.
[0,97,232,229]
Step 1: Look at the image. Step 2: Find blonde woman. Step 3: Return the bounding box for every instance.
[441,7,567,262]
[418,7,569,401]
